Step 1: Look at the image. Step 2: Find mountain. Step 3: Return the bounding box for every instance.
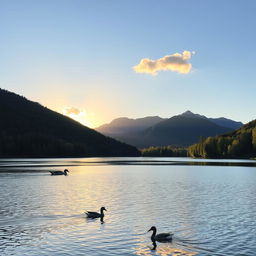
[0,88,140,157]
[208,117,243,130]
[181,110,243,129]
[96,111,243,148]
[188,119,256,158]
[96,116,166,148]
[140,113,233,147]
[96,116,165,135]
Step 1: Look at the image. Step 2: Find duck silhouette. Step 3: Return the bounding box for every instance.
[148,226,173,242]
[85,207,107,219]
[49,169,69,176]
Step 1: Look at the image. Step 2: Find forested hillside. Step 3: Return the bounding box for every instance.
[0,89,140,157]
[188,120,256,158]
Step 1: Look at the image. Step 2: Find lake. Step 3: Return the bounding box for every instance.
[0,157,256,256]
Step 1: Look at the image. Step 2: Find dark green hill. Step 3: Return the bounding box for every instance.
[0,88,140,157]
[188,120,256,158]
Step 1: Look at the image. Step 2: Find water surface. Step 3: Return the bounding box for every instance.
[0,158,256,255]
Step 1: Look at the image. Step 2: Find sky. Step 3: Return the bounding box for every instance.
[1,0,256,128]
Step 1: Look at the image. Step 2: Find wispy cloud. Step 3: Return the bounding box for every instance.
[133,51,194,75]
[63,107,81,115]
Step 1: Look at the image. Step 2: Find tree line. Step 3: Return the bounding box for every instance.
[141,145,187,157]
[188,120,256,159]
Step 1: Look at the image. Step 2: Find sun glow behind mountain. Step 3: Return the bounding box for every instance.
[61,107,96,128]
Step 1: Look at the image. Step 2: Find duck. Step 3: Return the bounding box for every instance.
[148,226,173,242]
[49,169,69,176]
[85,207,107,219]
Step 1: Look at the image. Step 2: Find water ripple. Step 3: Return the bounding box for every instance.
[0,158,256,255]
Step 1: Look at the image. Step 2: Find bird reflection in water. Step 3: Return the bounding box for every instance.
[85,215,105,224]
[150,237,172,250]
[151,239,157,250]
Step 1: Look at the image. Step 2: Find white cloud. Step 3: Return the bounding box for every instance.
[133,50,194,75]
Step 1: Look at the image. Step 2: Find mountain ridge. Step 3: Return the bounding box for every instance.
[97,116,166,135]
[96,111,243,148]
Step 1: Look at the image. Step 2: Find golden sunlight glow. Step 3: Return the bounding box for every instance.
[134,243,197,256]
[61,107,97,128]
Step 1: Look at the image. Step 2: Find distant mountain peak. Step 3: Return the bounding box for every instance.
[180,110,206,119]
[96,111,244,148]
[181,110,194,116]
[182,110,194,115]
[179,111,243,129]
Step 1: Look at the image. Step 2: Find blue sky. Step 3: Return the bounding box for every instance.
[1,0,256,127]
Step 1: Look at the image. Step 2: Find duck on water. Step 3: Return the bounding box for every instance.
[148,226,173,242]
[49,169,69,176]
[85,207,107,219]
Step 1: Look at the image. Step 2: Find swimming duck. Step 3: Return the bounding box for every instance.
[85,207,107,219]
[148,226,173,242]
[49,169,69,176]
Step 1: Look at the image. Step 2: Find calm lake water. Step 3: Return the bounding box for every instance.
[0,157,256,256]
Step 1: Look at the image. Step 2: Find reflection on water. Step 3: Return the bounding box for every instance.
[134,228,213,256]
[0,157,256,171]
[0,158,256,255]
[134,242,198,256]
[85,215,105,224]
